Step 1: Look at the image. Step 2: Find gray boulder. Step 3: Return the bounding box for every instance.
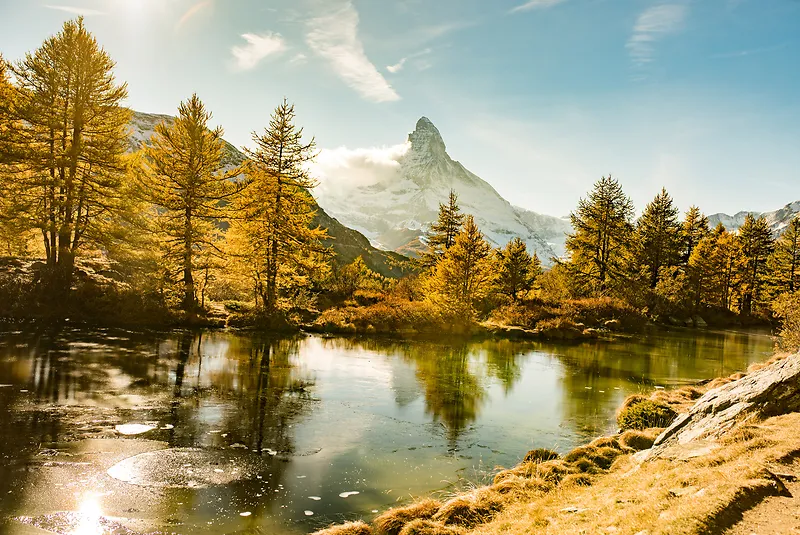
[649,353,800,458]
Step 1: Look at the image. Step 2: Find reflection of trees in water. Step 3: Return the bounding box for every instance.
[318,337,525,450]
[164,332,312,456]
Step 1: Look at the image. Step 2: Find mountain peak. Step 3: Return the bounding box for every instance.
[408,116,446,155]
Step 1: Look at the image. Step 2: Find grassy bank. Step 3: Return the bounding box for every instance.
[309,354,798,535]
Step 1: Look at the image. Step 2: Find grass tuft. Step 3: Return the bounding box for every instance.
[374,499,442,535]
[311,521,374,535]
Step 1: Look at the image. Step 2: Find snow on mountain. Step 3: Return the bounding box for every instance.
[708,201,800,236]
[312,117,571,263]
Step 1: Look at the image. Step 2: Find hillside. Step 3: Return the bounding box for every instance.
[709,200,800,236]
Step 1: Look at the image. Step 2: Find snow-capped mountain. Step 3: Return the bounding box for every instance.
[708,201,800,236]
[313,117,571,263]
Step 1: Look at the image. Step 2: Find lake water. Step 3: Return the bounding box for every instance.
[0,327,775,534]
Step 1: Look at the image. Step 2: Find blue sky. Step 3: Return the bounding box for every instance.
[1,0,799,217]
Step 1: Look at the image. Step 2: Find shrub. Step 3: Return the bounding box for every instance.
[617,399,678,431]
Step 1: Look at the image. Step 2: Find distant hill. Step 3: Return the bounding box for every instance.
[708,201,800,236]
[128,111,413,278]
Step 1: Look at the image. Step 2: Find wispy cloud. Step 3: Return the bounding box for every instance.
[626,4,688,67]
[231,33,287,71]
[306,1,400,103]
[387,58,407,74]
[509,0,567,14]
[387,48,432,74]
[44,4,104,16]
[711,42,789,59]
[176,0,212,30]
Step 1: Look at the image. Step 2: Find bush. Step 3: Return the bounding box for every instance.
[314,299,470,335]
[617,399,678,431]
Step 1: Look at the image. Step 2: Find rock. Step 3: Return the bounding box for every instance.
[692,315,708,328]
[649,354,800,458]
[604,319,622,331]
[583,328,600,339]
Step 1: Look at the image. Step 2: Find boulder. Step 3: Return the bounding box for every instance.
[692,315,708,328]
[649,353,800,459]
[604,319,622,331]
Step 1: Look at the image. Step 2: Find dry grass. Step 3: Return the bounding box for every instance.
[374,499,442,535]
[311,521,374,535]
[398,519,464,535]
[433,487,506,528]
[467,412,800,535]
[620,428,663,451]
[523,448,560,463]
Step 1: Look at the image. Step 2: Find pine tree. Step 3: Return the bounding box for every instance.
[4,19,130,293]
[425,190,464,265]
[566,175,634,294]
[768,216,800,294]
[137,94,239,312]
[680,206,710,265]
[632,188,682,288]
[428,215,494,316]
[738,214,774,315]
[495,237,541,302]
[229,99,328,314]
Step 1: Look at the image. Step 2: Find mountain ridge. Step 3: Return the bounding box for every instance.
[313,117,572,263]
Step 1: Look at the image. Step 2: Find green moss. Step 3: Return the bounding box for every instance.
[617,399,678,431]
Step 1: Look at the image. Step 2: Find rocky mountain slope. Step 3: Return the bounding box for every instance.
[128,111,411,278]
[313,117,572,263]
[708,200,800,236]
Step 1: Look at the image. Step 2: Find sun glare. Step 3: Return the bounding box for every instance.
[73,494,103,535]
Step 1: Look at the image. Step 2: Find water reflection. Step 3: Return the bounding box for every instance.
[0,326,775,534]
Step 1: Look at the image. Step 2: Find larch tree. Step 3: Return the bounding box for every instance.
[768,216,800,294]
[425,189,464,265]
[428,215,494,317]
[680,206,710,266]
[229,99,328,314]
[632,188,682,288]
[138,94,240,312]
[738,214,774,315]
[689,230,745,311]
[4,18,130,293]
[565,175,634,294]
[495,237,541,302]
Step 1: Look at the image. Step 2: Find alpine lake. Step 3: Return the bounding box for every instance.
[0,326,775,534]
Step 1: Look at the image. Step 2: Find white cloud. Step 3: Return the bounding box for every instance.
[626,4,688,67]
[387,58,407,74]
[231,33,287,71]
[509,0,567,14]
[312,143,410,194]
[44,4,104,16]
[306,2,400,103]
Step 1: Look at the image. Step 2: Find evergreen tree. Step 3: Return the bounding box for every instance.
[138,94,239,312]
[428,215,494,316]
[738,214,774,315]
[680,206,710,265]
[229,99,328,314]
[495,237,541,302]
[632,188,682,288]
[566,175,634,294]
[4,18,130,293]
[425,190,464,265]
[768,216,800,294]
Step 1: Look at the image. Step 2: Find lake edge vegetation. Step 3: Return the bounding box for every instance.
[1,19,800,343]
